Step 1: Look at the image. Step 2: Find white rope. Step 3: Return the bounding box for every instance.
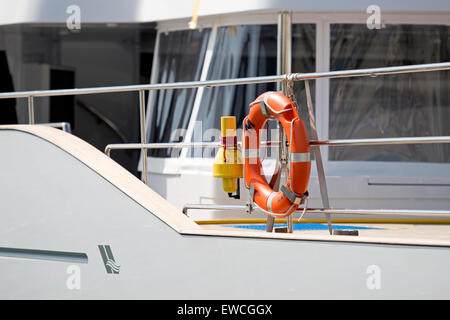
[297,196,309,222]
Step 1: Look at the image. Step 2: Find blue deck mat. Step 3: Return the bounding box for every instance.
[224,223,380,231]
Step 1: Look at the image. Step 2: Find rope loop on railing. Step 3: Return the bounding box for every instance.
[297,193,309,222]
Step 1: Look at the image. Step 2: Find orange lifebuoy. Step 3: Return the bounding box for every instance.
[242,91,311,218]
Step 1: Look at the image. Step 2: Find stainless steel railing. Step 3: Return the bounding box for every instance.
[181,204,450,218]
[1,62,450,223]
[105,136,450,157]
[1,61,449,185]
[106,135,450,221]
[0,62,448,99]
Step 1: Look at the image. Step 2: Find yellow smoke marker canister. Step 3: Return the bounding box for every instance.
[213,116,243,193]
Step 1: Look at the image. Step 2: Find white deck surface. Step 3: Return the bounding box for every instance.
[200,222,450,245]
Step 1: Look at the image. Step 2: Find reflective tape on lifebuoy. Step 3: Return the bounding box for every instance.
[242,91,311,218]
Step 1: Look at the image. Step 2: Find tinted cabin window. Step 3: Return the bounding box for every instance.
[329,24,450,162]
[292,24,316,158]
[146,28,211,157]
[191,25,278,157]
[191,24,316,158]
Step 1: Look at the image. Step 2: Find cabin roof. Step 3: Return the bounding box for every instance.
[1,0,449,26]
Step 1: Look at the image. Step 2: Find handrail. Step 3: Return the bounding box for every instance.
[0,62,450,185]
[76,100,128,143]
[1,61,449,229]
[105,136,450,156]
[310,136,450,146]
[182,204,450,218]
[0,62,449,99]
